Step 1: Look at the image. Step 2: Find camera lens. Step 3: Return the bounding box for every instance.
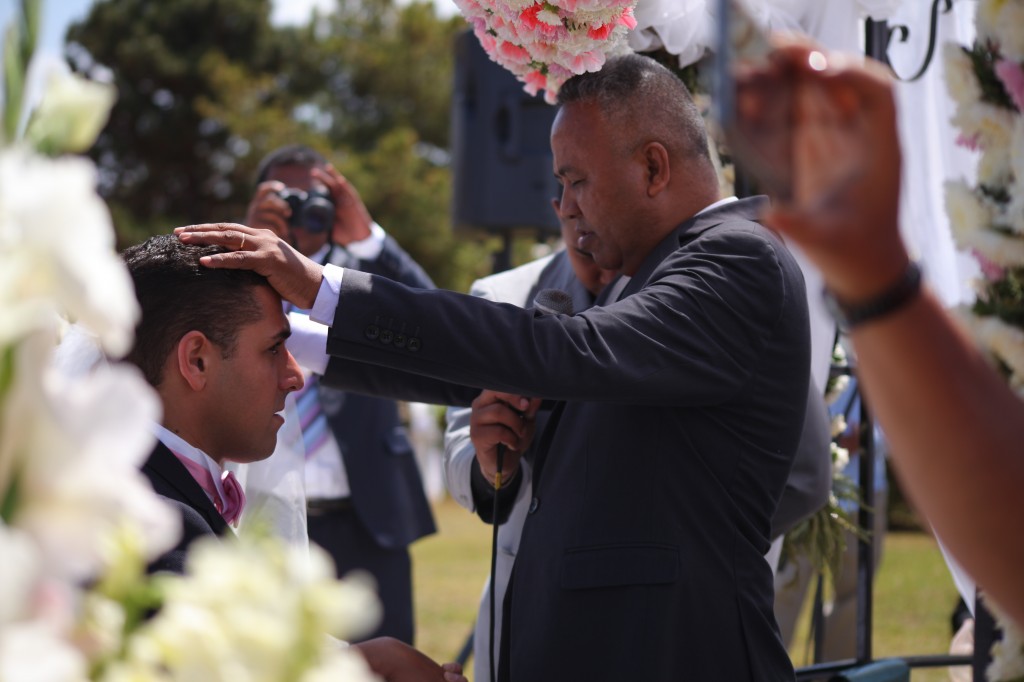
[299,192,335,234]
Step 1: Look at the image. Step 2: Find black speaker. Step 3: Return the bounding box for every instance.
[451,30,561,234]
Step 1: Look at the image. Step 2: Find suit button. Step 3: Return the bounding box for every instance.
[528,497,539,514]
[380,329,394,344]
[407,337,421,352]
[365,324,380,340]
[393,333,407,348]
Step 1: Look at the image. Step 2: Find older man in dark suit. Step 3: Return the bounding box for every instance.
[180,53,811,681]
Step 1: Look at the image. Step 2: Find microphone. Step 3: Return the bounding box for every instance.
[534,288,575,316]
[488,288,573,682]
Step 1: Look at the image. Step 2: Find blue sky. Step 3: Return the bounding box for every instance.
[1,0,459,62]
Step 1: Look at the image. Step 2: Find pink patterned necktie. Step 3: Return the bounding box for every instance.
[171,452,246,526]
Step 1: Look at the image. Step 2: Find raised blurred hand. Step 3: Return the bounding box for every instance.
[732,43,909,303]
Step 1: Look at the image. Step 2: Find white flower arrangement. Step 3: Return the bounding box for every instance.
[943,0,1024,677]
[0,3,380,680]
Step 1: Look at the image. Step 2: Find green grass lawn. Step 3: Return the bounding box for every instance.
[411,499,965,681]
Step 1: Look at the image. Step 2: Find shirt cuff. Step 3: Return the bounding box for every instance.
[344,222,386,261]
[285,312,329,375]
[311,264,344,326]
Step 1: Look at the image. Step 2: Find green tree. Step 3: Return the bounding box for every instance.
[318,0,464,151]
[66,0,493,289]
[337,127,494,293]
[66,0,322,232]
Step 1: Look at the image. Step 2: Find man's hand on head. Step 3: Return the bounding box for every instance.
[313,164,373,246]
[175,223,324,310]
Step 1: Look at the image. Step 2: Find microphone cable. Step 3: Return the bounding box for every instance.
[486,289,572,682]
[489,442,506,682]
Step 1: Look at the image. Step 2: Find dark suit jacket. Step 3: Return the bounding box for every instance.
[318,236,436,550]
[321,198,806,681]
[141,441,228,574]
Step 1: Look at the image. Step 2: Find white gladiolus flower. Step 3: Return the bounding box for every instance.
[0,148,138,357]
[988,644,1024,681]
[981,1,1024,61]
[954,309,1024,387]
[943,43,982,106]
[952,102,1015,181]
[953,219,1024,267]
[831,443,850,475]
[829,414,847,439]
[979,145,1015,189]
[25,70,116,154]
[1003,119,1024,234]
[975,0,1004,46]
[945,180,995,243]
[78,594,127,663]
[1,333,178,580]
[0,621,88,682]
[950,98,1015,149]
[0,524,41,625]
[126,536,379,681]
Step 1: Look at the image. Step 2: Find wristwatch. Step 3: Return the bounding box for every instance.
[823,261,922,330]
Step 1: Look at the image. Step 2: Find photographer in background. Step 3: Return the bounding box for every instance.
[244,144,437,644]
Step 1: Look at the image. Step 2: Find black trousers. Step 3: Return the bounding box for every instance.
[308,505,415,644]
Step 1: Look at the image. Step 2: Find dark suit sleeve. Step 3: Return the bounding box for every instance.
[325,228,803,407]
[321,354,480,406]
[770,379,832,538]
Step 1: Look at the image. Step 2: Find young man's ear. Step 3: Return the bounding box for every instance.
[642,141,671,197]
[175,330,215,391]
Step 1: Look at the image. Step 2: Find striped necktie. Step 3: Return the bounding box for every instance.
[294,373,331,459]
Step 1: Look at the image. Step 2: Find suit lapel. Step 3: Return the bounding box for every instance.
[531,198,771,489]
[617,196,771,301]
[143,442,230,535]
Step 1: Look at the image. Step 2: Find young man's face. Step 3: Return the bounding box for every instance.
[204,285,303,462]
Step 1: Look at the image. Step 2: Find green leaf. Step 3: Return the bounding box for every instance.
[0,467,22,525]
[974,268,1024,328]
[21,0,40,67]
[3,22,25,143]
[0,346,19,524]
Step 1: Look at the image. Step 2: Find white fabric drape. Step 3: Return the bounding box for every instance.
[630,0,980,609]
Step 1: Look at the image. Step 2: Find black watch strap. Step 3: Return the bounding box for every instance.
[823,261,922,330]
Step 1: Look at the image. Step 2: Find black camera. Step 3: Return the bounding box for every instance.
[279,188,335,234]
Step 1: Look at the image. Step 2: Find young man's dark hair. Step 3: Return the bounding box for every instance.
[123,235,268,387]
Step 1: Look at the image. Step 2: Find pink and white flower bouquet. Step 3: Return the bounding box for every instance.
[455,0,639,103]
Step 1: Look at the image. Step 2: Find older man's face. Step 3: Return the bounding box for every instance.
[551,100,653,277]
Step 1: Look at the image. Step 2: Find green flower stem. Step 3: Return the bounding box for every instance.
[1,0,40,143]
